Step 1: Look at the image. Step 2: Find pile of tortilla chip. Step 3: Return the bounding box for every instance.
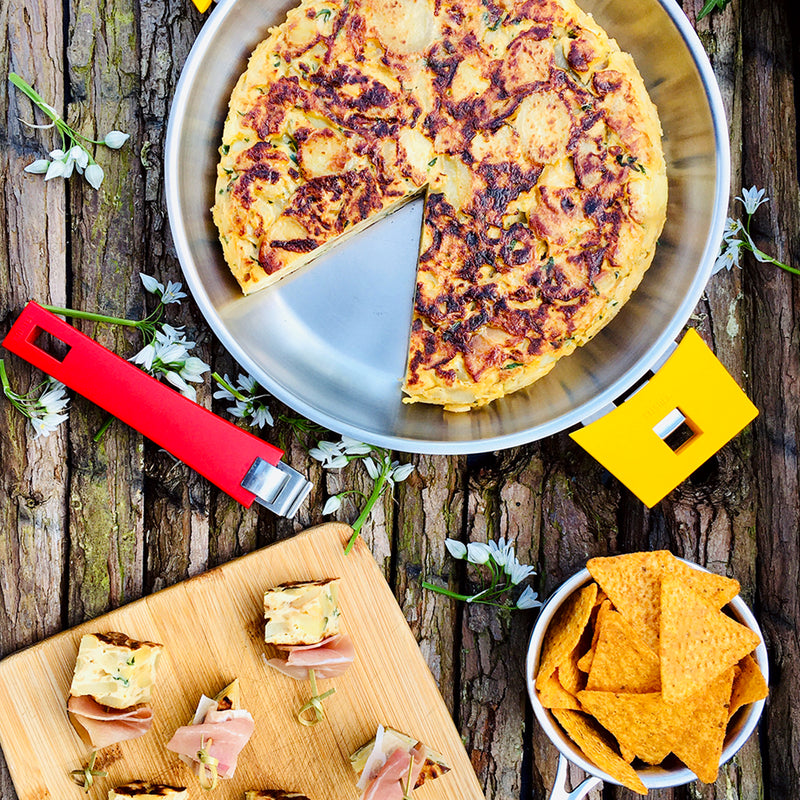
[534,551,768,795]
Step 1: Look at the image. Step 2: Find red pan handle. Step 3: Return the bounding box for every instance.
[2,301,283,507]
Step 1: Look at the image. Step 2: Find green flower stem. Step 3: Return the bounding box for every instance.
[741,210,800,275]
[93,416,114,442]
[9,73,55,120]
[420,581,473,602]
[421,580,518,609]
[0,359,12,398]
[469,584,508,603]
[10,73,106,154]
[756,252,800,276]
[402,755,415,800]
[0,359,34,415]
[335,489,369,502]
[42,304,142,327]
[344,459,392,554]
[211,372,248,402]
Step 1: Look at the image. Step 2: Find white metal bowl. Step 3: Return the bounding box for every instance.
[165,0,729,454]
[525,565,769,796]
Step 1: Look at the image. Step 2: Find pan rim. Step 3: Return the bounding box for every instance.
[165,0,731,455]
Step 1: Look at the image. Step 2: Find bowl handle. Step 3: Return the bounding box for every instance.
[570,328,757,507]
[548,753,603,800]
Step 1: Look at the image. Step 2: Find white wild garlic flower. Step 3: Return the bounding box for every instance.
[212,372,274,428]
[140,273,188,305]
[0,359,70,438]
[130,324,210,402]
[713,186,797,276]
[315,436,415,545]
[436,536,541,610]
[11,72,130,191]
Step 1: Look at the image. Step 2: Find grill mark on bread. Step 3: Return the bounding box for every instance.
[111,783,185,796]
[94,632,162,650]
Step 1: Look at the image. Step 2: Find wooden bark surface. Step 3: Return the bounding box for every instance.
[1,0,798,798]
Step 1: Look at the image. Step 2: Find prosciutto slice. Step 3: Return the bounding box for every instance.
[266,634,354,680]
[67,695,153,749]
[362,744,426,800]
[166,706,254,779]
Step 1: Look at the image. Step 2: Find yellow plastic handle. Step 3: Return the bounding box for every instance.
[570,329,758,507]
[192,0,213,12]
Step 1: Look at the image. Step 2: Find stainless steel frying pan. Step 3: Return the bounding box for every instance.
[165,0,729,455]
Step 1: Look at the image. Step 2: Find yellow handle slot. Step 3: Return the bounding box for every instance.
[570,328,758,507]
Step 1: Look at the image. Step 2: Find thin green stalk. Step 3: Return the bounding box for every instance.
[93,416,114,442]
[42,303,166,344]
[402,755,415,800]
[211,372,248,401]
[0,359,12,398]
[420,580,518,609]
[758,254,800,276]
[296,668,336,726]
[9,73,55,119]
[10,72,107,152]
[742,212,800,276]
[0,359,36,415]
[420,581,473,602]
[42,304,142,327]
[344,461,391,554]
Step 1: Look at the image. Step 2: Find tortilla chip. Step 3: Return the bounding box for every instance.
[728,654,768,719]
[559,644,587,696]
[620,743,636,763]
[660,573,760,702]
[666,559,740,609]
[587,552,741,653]
[671,668,735,783]
[586,610,660,693]
[578,599,613,673]
[537,582,598,681]
[577,690,677,764]
[536,669,581,711]
[551,709,647,795]
[587,552,670,650]
[576,649,594,674]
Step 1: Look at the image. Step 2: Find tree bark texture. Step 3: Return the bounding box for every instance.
[1,0,798,798]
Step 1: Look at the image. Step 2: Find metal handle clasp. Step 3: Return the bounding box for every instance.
[241,458,312,519]
[548,754,602,800]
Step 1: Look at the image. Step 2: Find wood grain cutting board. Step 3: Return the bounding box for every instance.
[0,523,483,800]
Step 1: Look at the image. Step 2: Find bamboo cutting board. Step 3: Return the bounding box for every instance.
[0,523,483,800]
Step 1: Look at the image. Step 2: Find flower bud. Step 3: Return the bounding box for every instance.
[466,542,493,565]
[24,159,50,174]
[44,160,67,180]
[445,539,467,560]
[104,130,130,149]
[84,163,104,189]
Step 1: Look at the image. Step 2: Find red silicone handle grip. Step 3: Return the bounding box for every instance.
[2,302,284,506]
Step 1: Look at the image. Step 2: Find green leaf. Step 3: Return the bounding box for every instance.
[697,0,731,21]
